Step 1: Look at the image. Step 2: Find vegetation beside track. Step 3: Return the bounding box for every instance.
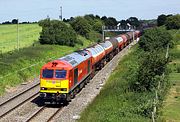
[0,24,41,53]
[79,27,175,121]
[159,29,180,121]
[79,46,152,121]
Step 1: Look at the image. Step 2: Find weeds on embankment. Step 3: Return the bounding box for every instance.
[79,47,152,122]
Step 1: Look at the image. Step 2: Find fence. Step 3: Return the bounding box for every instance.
[151,44,169,122]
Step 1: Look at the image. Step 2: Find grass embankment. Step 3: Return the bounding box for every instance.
[0,24,41,53]
[160,29,180,121]
[79,46,151,122]
[0,35,93,95]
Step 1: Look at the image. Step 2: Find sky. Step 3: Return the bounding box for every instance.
[0,0,179,23]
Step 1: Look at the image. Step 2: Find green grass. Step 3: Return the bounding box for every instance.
[160,73,180,121]
[79,47,151,122]
[0,24,41,53]
[0,35,93,95]
[159,29,180,121]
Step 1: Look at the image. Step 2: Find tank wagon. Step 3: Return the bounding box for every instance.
[39,31,141,102]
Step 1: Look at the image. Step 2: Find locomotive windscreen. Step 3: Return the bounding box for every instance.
[55,70,66,78]
[42,69,54,78]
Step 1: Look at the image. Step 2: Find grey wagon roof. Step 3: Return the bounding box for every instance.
[58,50,91,67]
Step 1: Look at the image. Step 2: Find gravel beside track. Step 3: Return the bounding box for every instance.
[26,106,63,122]
[53,40,138,122]
[0,83,39,118]
[0,80,40,121]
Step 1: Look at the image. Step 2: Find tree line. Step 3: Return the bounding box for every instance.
[0,19,37,24]
[39,14,142,46]
[157,14,180,30]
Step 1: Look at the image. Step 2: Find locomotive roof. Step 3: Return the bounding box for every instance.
[59,50,91,67]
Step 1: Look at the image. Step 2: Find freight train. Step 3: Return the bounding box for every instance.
[39,31,141,103]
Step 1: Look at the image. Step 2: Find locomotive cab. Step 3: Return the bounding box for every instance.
[40,61,72,100]
[40,50,92,102]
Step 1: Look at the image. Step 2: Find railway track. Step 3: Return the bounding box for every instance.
[24,105,63,122]
[0,82,40,118]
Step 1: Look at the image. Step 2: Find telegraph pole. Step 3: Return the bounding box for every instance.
[59,6,62,21]
[102,26,105,42]
[17,19,19,51]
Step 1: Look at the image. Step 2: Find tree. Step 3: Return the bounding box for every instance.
[2,21,11,24]
[84,14,95,20]
[93,20,103,33]
[84,14,95,26]
[95,15,100,19]
[70,16,92,38]
[119,20,127,28]
[157,14,167,26]
[39,18,51,27]
[165,14,180,30]
[104,17,118,26]
[126,17,140,28]
[12,19,18,24]
[101,16,107,21]
[39,19,77,47]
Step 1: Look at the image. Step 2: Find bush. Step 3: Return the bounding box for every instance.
[130,27,173,92]
[139,27,172,51]
[130,51,167,92]
[39,19,77,47]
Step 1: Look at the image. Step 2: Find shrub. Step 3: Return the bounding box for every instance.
[139,27,172,52]
[39,19,77,47]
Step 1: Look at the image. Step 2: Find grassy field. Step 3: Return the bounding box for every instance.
[79,46,151,122]
[160,29,180,121]
[0,24,41,53]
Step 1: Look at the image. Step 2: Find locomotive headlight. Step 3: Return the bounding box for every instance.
[41,87,46,90]
[60,88,67,91]
[41,87,44,90]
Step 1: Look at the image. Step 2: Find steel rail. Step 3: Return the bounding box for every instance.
[0,82,39,107]
[0,92,39,118]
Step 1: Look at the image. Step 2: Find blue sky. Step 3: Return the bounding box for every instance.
[0,0,179,22]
